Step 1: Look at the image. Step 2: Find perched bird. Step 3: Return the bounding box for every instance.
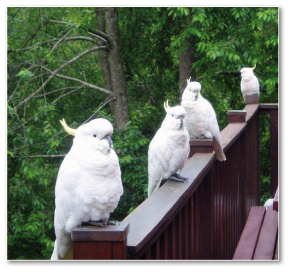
[148,101,190,196]
[264,198,274,210]
[240,64,260,97]
[51,118,123,260]
[181,79,226,161]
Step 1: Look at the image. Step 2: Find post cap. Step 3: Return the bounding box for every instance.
[72,223,130,242]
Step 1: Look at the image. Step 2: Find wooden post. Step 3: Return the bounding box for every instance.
[189,138,214,157]
[228,110,247,123]
[72,223,129,260]
[244,94,259,104]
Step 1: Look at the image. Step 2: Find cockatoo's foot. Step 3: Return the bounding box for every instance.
[173,173,188,182]
[107,220,120,226]
[83,220,108,227]
[168,174,188,183]
[190,136,199,139]
[161,174,188,186]
[83,220,120,227]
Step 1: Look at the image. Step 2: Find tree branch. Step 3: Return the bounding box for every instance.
[196,70,240,81]
[15,46,106,109]
[42,67,112,94]
[51,85,84,104]
[82,95,115,125]
[47,19,76,26]
[88,28,113,47]
[34,86,79,98]
[17,154,66,159]
[18,20,49,52]
[49,29,72,54]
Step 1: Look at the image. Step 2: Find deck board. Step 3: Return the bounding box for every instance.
[233,207,266,260]
[253,207,278,260]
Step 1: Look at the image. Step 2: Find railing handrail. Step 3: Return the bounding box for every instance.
[259,103,278,110]
[123,153,215,254]
[222,104,259,152]
[121,103,261,255]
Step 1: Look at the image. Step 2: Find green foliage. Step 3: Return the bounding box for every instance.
[259,115,272,205]
[7,7,278,259]
[111,121,149,219]
[17,69,34,81]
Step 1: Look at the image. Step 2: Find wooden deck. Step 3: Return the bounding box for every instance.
[233,206,278,260]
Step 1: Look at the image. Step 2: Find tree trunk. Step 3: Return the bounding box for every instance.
[105,7,129,129]
[95,7,115,115]
[179,37,196,97]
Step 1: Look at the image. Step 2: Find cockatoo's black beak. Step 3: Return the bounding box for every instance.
[104,135,112,148]
[178,116,184,129]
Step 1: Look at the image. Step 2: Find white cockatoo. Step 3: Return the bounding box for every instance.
[148,101,190,196]
[51,118,123,260]
[264,198,274,210]
[181,79,226,161]
[240,64,260,97]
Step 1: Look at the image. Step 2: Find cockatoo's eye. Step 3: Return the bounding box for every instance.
[93,134,97,138]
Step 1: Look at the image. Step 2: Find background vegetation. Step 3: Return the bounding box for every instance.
[7,7,278,259]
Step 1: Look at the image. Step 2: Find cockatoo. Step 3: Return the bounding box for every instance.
[240,64,260,97]
[264,198,274,210]
[181,79,226,161]
[51,118,123,260]
[148,101,190,196]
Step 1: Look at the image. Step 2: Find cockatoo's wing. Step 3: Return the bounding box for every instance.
[148,130,173,196]
[202,98,226,161]
[51,155,82,260]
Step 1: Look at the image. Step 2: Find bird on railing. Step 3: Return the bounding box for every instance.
[148,101,190,196]
[240,64,260,97]
[51,118,123,260]
[181,79,226,161]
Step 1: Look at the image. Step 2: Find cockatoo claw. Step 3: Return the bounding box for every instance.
[168,174,188,183]
[107,220,120,226]
[83,220,107,227]
[174,173,189,182]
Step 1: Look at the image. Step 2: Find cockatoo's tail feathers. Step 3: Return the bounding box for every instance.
[252,64,256,70]
[164,100,170,113]
[60,118,76,136]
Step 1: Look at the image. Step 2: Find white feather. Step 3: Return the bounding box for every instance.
[181,82,226,161]
[148,105,190,196]
[51,119,123,260]
[240,67,260,96]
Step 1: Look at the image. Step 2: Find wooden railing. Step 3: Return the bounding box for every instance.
[72,101,278,260]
